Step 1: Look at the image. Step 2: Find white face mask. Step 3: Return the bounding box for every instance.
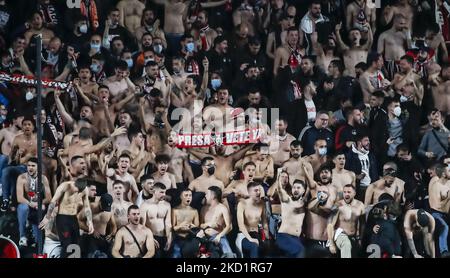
[79,24,88,34]
[400,95,408,102]
[26,90,34,101]
[318,147,327,156]
[393,106,402,117]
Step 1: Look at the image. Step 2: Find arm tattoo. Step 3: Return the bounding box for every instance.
[46,202,56,219]
[85,208,93,223]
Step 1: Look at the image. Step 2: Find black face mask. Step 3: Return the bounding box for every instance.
[207,166,215,175]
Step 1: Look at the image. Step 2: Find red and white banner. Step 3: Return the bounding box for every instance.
[176,128,263,148]
[0,72,71,90]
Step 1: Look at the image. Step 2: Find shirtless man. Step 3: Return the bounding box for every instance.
[171,189,201,258]
[78,65,99,98]
[332,153,356,199]
[117,0,145,34]
[232,0,259,37]
[378,14,412,80]
[195,10,218,51]
[428,163,450,257]
[364,162,405,206]
[275,178,306,258]
[189,157,225,193]
[273,27,304,76]
[327,184,365,258]
[24,12,55,48]
[140,183,172,258]
[404,209,435,258]
[359,52,392,104]
[224,161,256,200]
[1,117,37,211]
[78,193,117,257]
[305,139,330,174]
[151,0,227,55]
[429,63,450,115]
[161,130,194,187]
[346,0,376,36]
[303,163,337,257]
[269,118,295,167]
[242,143,274,184]
[189,143,253,186]
[381,0,414,30]
[391,55,424,104]
[236,182,268,258]
[16,157,52,246]
[39,178,94,258]
[112,205,155,258]
[0,114,23,187]
[135,8,167,46]
[111,181,133,229]
[426,24,449,63]
[281,140,314,183]
[335,22,373,77]
[106,152,139,203]
[200,186,233,256]
[103,62,136,103]
[152,154,177,190]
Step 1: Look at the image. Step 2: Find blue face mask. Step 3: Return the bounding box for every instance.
[211,78,221,90]
[90,43,101,52]
[0,115,6,124]
[153,44,163,54]
[90,63,100,73]
[125,58,133,68]
[186,42,195,53]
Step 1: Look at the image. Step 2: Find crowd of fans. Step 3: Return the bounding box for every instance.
[0,0,449,258]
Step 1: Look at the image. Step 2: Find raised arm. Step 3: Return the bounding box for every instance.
[39,182,68,230]
[276,176,290,203]
[54,89,75,128]
[362,23,373,50]
[230,143,254,163]
[201,0,228,8]
[335,23,350,52]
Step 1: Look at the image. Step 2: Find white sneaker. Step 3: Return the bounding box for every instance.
[19,237,28,247]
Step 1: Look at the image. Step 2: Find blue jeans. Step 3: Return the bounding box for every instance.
[276,233,305,258]
[17,203,39,240]
[431,211,449,255]
[242,237,259,258]
[171,236,183,258]
[1,164,26,202]
[208,234,233,255]
[0,154,9,180]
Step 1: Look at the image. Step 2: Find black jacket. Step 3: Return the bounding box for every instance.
[344,148,379,185]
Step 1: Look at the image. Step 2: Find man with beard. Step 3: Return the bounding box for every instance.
[269,118,296,167]
[140,183,172,258]
[111,181,133,229]
[365,162,405,206]
[112,205,155,258]
[170,56,189,95]
[418,110,450,161]
[172,189,203,258]
[101,8,138,52]
[391,55,424,105]
[334,107,363,153]
[282,140,314,183]
[403,209,435,258]
[195,9,218,51]
[332,152,356,199]
[299,0,329,56]
[232,63,264,100]
[136,61,171,102]
[106,152,139,203]
[303,165,334,257]
[136,175,155,207]
[275,178,307,258]
[310,33,340,75]
[16,157,52,246]
[39,178,94,258]
[345,134,378,201]
[236,182,268,258]
[242,143,274,186]
[359,52,391,104]
[335,22,373,78]
[135,8,166,47]
[200,186,233,256]
[273,27,304,76]
[327,184,365,258]
[103,61,136,101]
